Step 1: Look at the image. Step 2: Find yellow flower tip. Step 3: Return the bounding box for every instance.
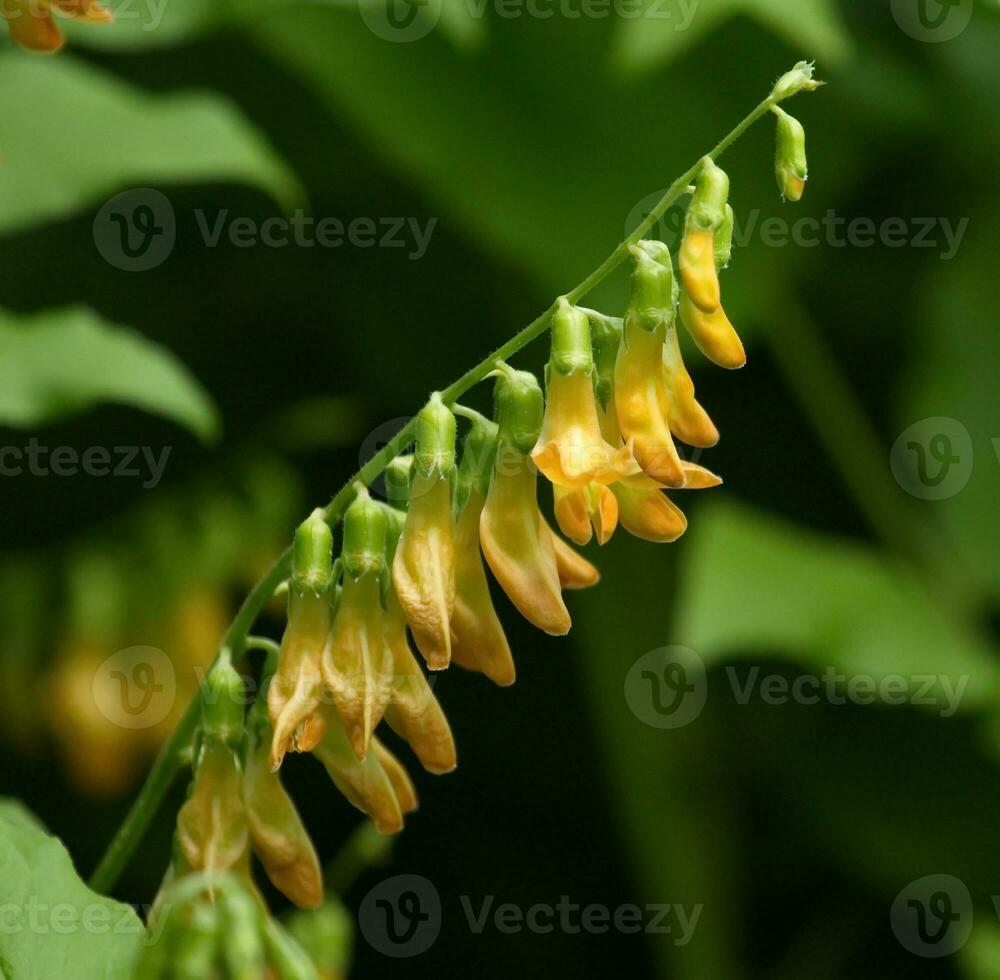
[373,740,420,816]
[785,175,806,202]
[679,292,747,370]
[480,466,571,636]
[532,372,623,489]
[590,483,619,546]
[546,523,600,591]
[391,475,456,669]
[662,328,720,449]
[679,226,721,313]
[680,462,723,490]
[613,480,688,543]
[294,713,327,754]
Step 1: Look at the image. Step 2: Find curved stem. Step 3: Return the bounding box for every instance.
[88,69,813,895]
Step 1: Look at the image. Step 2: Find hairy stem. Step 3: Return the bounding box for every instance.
[89,68,814,895]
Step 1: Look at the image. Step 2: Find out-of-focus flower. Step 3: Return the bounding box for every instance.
[2,0,111,53]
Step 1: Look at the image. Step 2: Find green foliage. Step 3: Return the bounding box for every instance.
[0,800,142,979]
[0,306,219,440]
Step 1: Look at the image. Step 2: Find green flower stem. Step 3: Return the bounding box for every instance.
[88,67,817,896]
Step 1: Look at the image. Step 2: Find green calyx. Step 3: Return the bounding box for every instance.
[549,297,594,376]
[771,61,822,101]
[773,106,808,200]
[626,241,677,332]
[492,362,544,455]
[291,508,334,597]
[341,484,388,580]
[384,455,414,510]
[200,650,245,750]
[714,203,735,270]
[687,157,730,231]
[414,393,457,479]
[454,405,499,506]
[586,311,623,411]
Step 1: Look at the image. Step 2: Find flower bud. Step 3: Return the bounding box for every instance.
[771,60,821,101]
[292,509,334,597]
[773,106,808,202]
[680,159,730,314]
[493,363,544,455]
[200,652,246,750]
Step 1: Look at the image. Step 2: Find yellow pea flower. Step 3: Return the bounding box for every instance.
[480,366,571,636]
[612,463,723,543]
[662,325,719,448]
[322,488,393,762]
[268,510,334,771]
[532,299,630,489]
[678,291,746,370]
[614,244,686,488]
[679,158,730,313]
[244,716,324,909]
[553,482,618,547]
[392,394,457,670]
[3,0,111,53]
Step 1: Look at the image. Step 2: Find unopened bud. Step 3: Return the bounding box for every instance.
[773,106,808,202]
[771,60,822,101]
[686,157,730,231]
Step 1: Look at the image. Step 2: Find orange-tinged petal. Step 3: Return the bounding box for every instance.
[545,521,600,590]
[4,2,63,50]
[321,574,393,761]
[662,326,719,448]
[268,591,329,771]
[383,589,457,774]
[553,483,592,546]
[588,483,619,545]
[244,731,323,909]
[679,291,746,370]
[391,474,455,670]
[480,462,570,636]
[679,462,723,490]
[450,489,516,686]
[313,708,404,835]
[679,226,720,313]
[372,739,419,815]
[177,741,249,874]
[614,320,686,487]
[613,478,688,543]
[531,371,630,488]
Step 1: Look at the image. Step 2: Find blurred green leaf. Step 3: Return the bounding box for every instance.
[0,799,142,978]
[611,0,852,76]
[674,500,998,708]
[962,917,1000,980]
[0,306,220,440]
[0,53,300,234]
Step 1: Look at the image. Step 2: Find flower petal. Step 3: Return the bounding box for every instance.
[679,292,746,370]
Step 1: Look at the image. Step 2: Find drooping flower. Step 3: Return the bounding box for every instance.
[322,486,394,761]
[662,323,719,448]
[449,408,516,686]
[678,291,746,370]
[268,509,334,770]
[3,0,111,53]
[679,157,730,313]
[612,464,722,542]
[380,503,458,773]
[532,298,630,489]
[480,364,571,636]
[392,394,457,670]
[244,678,323,909]
[614,242,687,488]
[312,706,416,835]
